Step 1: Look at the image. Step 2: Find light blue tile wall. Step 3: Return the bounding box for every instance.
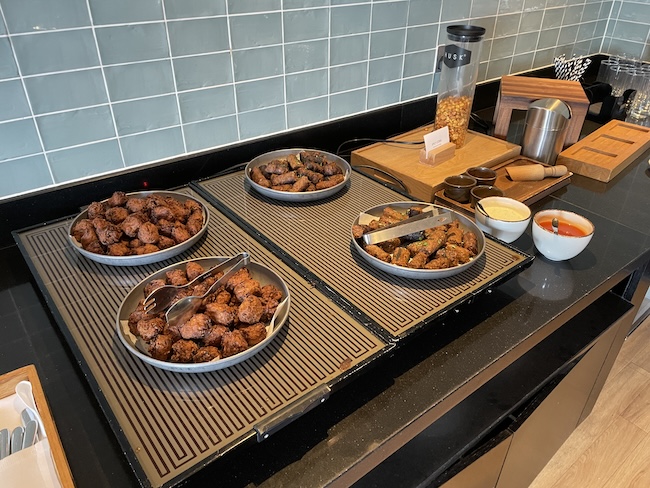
[0,0,643,200]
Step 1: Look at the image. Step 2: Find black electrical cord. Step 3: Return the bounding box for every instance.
[336,137,424,160]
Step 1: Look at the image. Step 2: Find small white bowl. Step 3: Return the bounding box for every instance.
[532,209,595,261]
[474,196,531,243]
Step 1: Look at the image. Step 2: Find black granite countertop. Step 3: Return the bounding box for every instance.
[1,144,649,487]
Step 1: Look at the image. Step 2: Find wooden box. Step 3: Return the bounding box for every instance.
[0,365,74,487]
[350,125,521,202]
[557,120,650,182]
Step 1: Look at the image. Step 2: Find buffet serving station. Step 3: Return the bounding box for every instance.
[13,168,532,487]
[7,94,650,487]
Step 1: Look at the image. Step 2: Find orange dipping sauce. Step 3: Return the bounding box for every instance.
[538,219,589,237]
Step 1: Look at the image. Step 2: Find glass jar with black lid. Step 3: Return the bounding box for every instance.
[434,25,486,148]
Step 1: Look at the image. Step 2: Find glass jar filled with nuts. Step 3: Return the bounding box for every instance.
[434,25,485,148]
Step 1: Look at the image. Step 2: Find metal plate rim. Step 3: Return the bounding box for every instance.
[115,256,291,373]
[352,201,486,279]
[244,148,351,202]
[68,190,210,267]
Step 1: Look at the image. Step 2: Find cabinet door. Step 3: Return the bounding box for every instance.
[440,437,511,488]
[496,318,622,488]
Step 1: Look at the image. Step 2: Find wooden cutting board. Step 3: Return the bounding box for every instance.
[435,156,572,215]
[350,125,521,202]
[557,120,650,182]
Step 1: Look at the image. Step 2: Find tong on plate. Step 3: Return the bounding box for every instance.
[165,252,251,329]
[362,210,453,246]
[143,252,250,314]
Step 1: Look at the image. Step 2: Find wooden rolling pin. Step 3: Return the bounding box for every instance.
[506,164,568,181]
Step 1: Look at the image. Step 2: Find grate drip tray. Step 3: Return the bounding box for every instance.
[14,188,386,488]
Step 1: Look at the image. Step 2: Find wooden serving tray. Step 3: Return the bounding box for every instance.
[351,125,521,202]
[434,156,572,216]
[557,120,650,182]
[0,365,74,487]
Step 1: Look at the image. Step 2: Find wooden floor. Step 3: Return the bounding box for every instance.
[530,313,650,488]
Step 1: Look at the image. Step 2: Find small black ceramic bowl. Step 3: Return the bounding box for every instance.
[465,166,497,186]
[443,174,477,203]
[470,185,504,208]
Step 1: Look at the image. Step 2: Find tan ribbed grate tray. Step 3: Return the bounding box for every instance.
[196,171,532,338]
[14,188,387,488]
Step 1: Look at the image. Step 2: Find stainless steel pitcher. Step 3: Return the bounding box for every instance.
[521,98,570,165]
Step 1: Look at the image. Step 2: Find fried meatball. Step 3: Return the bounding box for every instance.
[148,334,173,361]
[166,269,188,286]
[121,213,144,237]
[221,330,249,358]
[107,191,128,207]
[203,324,229,347]
[185,261,205,282]
[124,197,147,214]
[105,206,129,224]
[73,219,101,249]
[186,210,204,236]
[157,236,176,250]
[239,323,267,347]
[238,295,264,324]
[137,221,160,244]
[144,279,167,298]
[185,199,202,213]
[128,302,149,335]
[93,218,122,246]
[107,241,131,256]
[180,313,211,340]
[194,346,221,363]
[170,340,198,363]
[133,244,160,254]
[226,268,252,291]
[85,240,105,254]
[157,219,175,237]
[205,302,237,326]
[150,205,175,223]
[86,201,107,219]
[233,279,261,302]
[171,223,191,243]
[136,317,165,342]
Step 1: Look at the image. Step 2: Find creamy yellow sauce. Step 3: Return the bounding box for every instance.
[482,205,527,221]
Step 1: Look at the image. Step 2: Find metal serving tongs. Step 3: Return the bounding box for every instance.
[143,252,250,314]
[362,210,453,246]
[165,252,251,329]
